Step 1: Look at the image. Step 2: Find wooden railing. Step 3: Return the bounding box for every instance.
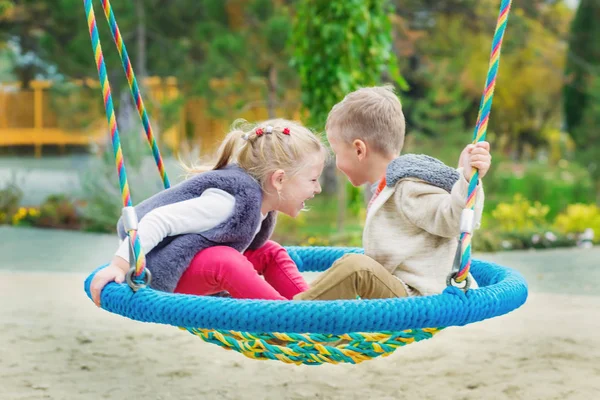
[0,77,303,157]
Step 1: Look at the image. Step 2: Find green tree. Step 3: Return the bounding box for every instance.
[291,0,406,129]
[406,61,471,164]
[564,0,600,136]
[571,77,600,202]
[403,2,573,161]
[0,1,53,87]
[291,0,406,231]
[182,0,296,118]
[0,0,13,18]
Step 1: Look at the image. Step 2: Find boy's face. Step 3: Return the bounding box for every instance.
[327,129,369,187]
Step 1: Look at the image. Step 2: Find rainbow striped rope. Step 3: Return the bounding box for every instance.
[84,0,147,279]
[455,0,512,284]
[99,0,170,190]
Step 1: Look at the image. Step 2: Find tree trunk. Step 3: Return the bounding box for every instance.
[17,65,35,89]
[136,0,147,80]
[17,27,36,89]
[321,162,337,195]
[135,0,163,143]
[266,65,278,119]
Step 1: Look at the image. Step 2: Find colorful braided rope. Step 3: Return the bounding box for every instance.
[84,0,147,279]
[186,328,442,365]
[455,0,512,284]
[99,0,170,190]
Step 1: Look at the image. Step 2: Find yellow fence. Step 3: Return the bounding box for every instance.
[0,77,303,158]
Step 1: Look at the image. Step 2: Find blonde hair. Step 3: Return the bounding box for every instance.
[326,85,406,155]
[185,118,327,190]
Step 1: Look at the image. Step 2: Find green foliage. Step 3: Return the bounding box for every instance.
[346,182,366,218]
[483,160,596,219]
[183,1,296,117]
[37,0,109,79]
[402,2,572,160]
[47,82,104,130]
[571,76,600,190]
[564,0,600,135]
[473,228,576,253]
[0,176,22,224]
[78,129,163,233]
[407,64,470,139]
[272,194,364,246]
[1,0,295,121]
[0,0,13,16]
[291,0,407,129]
[10,206,39,227]
[35,194,81,229]
[474,194,582,253]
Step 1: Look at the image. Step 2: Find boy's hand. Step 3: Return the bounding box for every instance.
[90,258,128,307]
[459,141,492,181]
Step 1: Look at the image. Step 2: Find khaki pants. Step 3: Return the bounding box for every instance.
[293,254,408,301]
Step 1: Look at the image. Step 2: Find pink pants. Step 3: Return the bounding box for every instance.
[174,241,309,300]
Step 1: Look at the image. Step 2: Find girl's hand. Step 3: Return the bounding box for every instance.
[90,257,128,307]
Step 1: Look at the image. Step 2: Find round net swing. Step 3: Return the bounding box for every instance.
[83,0,527,365]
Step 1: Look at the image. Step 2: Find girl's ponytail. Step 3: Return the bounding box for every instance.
[213,129,244,170]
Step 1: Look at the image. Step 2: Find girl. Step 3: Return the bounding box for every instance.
[90,118,327,306]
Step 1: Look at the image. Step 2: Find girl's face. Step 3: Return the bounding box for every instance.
[277,153,324,218]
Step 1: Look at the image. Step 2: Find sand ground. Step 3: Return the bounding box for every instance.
[1,270,599,400]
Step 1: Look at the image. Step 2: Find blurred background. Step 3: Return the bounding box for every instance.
[1,2,599,400]
[0,0,598,252]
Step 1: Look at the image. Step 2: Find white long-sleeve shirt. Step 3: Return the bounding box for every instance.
[116,188,265,261]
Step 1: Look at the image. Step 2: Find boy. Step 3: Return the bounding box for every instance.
[295,86,490,300]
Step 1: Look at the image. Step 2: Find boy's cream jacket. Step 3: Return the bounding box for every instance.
[363,162,484,297]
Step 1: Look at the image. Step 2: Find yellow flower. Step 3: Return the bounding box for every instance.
[12,214,22,225]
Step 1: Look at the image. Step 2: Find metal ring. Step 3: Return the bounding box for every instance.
[446,271,471,292]
[125,267,152,291]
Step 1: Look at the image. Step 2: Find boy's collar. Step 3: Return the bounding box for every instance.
[385,154,460,193]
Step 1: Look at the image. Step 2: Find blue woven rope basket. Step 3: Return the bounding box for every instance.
[84,246,528,364]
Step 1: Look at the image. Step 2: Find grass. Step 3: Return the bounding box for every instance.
[272,196,365,247]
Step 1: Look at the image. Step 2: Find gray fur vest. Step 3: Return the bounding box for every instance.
[117,165,277,292]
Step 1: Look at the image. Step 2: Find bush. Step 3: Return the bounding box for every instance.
[11,207,40,227]
[0,178,23,224]
[484,160,595,219]
[474,195,600,251]
[554,203,600,243]
[490,194,550,231]
[78,130,165,233]
[272,212,308,244]
[9,195,83,230]
[36,195,82,230]
[272,193,365,247]
[473,227,577,252]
